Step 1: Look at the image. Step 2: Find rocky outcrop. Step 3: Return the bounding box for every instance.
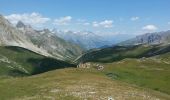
[77,63,91,68]
[77,62,104,70]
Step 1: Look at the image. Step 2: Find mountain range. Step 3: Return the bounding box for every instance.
[1,13,170,99]
[0,15,50,56]
[16,21,84,61]
[52,29,112,50]
[119,30,170,46]
[0,15,83,61]
[76,30,170,63]
[2,13,170,64]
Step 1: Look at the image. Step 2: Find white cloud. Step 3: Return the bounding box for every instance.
[131,17,139,21]
[93,21,99,27]
[5,12,50,26]
[93,20,113,28]
[142,25,158,31]
[53,16,72,25]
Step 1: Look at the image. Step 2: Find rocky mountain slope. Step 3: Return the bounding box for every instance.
[119,30,170,46]
[16,21,84,61]
[0,14,84,61]
[0,15,51,57]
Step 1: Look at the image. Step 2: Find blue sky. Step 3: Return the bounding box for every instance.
[0,0,170,37]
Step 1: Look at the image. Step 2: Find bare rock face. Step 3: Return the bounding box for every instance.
[0,15,26,46]
[16,21,84,61]
[0,15,52,57]
[77,62,104,70]
[77,62,91,68]
[16,21,26,28]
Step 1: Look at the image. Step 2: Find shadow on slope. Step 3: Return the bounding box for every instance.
[0,46,75,77]
[27,58,75,75]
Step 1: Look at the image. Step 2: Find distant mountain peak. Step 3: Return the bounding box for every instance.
[16,21,26,28]
[53,29,112,50]
[43,28,51,33]
[0,14,84,61]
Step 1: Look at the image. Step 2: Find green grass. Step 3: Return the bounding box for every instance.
[0,46,75,76]
[102,58,170,95]
[76,44,170,96]
[0,68,169,100]
[1,45,170,99]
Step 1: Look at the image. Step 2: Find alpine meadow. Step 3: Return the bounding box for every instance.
[0,0,170,100]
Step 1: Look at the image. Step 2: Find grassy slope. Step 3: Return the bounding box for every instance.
[101,58,170,95]
[0,46,75,76]
[0,68,169,100]
[0,45,170,99]
[76,44,170,96]
[77,44,170,63]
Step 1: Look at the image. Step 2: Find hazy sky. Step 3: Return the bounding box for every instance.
[0,0,170,37]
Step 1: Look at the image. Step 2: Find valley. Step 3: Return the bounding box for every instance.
[0,44,170,100]
[0,2,170,99]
